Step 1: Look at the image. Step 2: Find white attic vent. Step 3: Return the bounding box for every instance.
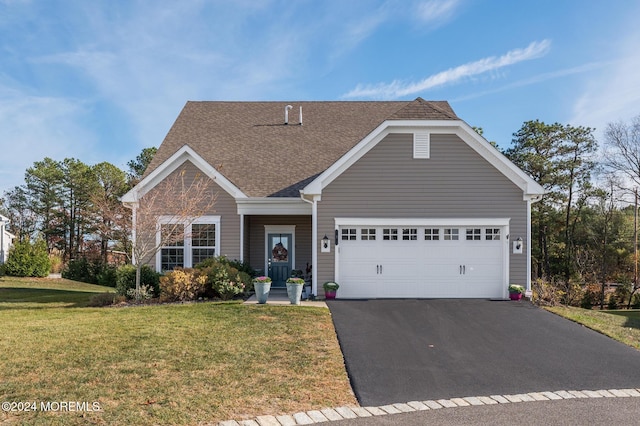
[413,132,430,159]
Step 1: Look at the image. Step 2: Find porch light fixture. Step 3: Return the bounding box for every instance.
[321,234,331,253]
[513,237,523,254]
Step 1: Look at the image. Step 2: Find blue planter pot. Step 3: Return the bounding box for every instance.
[286,283,303,305]
[254,282,271,304]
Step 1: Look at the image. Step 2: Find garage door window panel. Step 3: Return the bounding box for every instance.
[402,228,417,240]
[342,228,357,241]
[486,228,500,240]
[361,228,376,240]
[444,228,459,240]
[383,228,398,240]
[466,228,482,240]
[425,228,440,241]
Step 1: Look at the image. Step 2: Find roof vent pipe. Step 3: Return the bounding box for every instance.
[285,105,293,125]
[299,106,303,126]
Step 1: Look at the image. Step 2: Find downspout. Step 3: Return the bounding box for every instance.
[300,192,317,296]
[239,214,244,262]
[526,194,543,298]
[122,201,138,265]
[0,217,6,264]
[526,198,532,297]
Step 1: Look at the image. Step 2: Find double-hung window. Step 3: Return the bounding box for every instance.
[157,216,220,272]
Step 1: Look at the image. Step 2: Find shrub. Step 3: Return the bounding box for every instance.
[0,263,6,276]
[160,268,207,302]
[196,256,256,278]
[209,267,246,300]
[96,264,118,287]
[88,292,118,307]
[5,239,51,277]
[62,257,92,282]
[49,253,64,274]
[607,294,619,310]
[631,293,640,309]
[115,264,161,299]
[127,284,155,301]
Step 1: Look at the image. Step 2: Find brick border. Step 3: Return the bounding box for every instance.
[218,388,640,425]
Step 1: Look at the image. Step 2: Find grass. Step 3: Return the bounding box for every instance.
[0,276,115,309]
[0,277,355,425]
[546,305,640,350]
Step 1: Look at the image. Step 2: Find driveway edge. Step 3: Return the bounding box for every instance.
[217,388,640,425]
[218,388,640,426]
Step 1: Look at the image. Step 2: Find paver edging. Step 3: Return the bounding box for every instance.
[218,389,640,425]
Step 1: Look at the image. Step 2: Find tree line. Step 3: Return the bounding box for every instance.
[1,147,157,265]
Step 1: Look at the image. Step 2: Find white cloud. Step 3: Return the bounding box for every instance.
[570,28,640,137]
[415,0,461,26]
[0,84,96,190]
[343,39,552,99]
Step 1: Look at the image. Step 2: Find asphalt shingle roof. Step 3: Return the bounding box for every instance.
[144,98,459,197]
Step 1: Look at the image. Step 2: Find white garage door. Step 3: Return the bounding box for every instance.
[337,223,507,299]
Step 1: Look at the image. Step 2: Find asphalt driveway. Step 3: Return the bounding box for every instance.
[327,299,640,407]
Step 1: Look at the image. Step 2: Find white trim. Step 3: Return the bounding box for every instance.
[121,145,247,203]
[155,215,221,271]
[311,198,318,295]
[237,198,312,215]
[526,199,533,296]
[334,218,510,299]
[335,218,510,227]
[264,225,296,277]
[302,120,545,198]
[239,214,245,263]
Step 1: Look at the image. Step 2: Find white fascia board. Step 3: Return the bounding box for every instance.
[302,119,545,199]
[335,218,511,227]
[237,198,312,215]
[121,145,247,203]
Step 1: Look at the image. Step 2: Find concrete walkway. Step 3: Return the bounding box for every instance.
[243,288,328,308]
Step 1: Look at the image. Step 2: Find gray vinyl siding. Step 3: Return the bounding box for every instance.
[247,215,312,275]
[144,160,240,269]
[317,133,528,288]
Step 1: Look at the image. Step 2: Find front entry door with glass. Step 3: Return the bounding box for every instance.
[268,233,292,287]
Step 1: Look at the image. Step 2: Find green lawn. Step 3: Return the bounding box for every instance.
[546,306,640,350]
[0,277,355,425]
[0,276,115,309]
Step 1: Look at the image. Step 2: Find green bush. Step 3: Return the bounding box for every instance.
[196,257,252,299]
[96,264,118,287]
[5,239,51,277]
[160,268,207,302]
[87,292,120,307]
[0,263,6,276]
[115,264,161,299]
[62,257,92,282]
[196,256,256,278]
[209,267,247,300]
[62,258,118,286]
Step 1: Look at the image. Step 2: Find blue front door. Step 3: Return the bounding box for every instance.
[268,233,292,287]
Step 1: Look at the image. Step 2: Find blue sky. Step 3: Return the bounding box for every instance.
[1,0,639,194]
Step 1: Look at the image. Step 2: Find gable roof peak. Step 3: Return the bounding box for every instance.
[389,98,459,121]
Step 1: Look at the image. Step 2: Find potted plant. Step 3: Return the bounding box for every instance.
[323,281,339,300]
[286,277,305,305]
[253,276,272,304]
[508,284,525,301]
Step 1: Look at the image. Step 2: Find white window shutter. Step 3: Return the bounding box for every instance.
[413,132,430,159]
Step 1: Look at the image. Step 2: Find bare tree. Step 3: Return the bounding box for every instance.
[123,168,217,299]
[604,115,640,304]
[604,115,640,185]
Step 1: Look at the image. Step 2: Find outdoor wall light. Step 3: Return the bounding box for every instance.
[321,234,331,253]
[513,237,523,254]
